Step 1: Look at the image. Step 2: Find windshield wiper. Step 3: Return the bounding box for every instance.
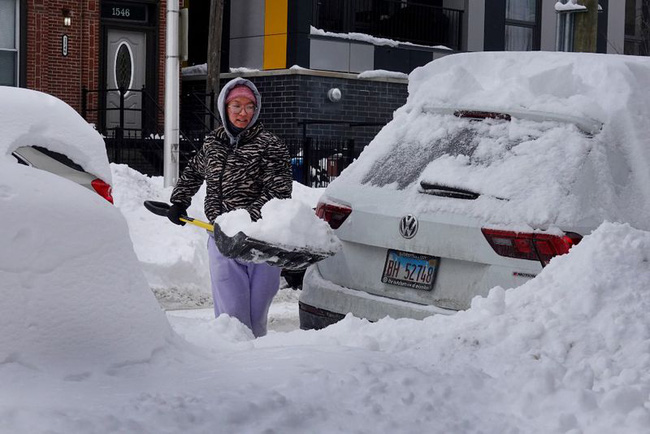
[419,182,480,200]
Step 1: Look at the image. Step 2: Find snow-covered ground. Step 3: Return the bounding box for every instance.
[3,53,650,433]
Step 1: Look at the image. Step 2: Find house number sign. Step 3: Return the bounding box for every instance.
[62,35,68,57]
[101,2,147,22]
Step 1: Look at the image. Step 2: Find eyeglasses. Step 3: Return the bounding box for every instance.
[227,103,257,114]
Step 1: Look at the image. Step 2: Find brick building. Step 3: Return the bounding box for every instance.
[3,0,173,136]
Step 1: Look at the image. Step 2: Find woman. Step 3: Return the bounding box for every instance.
[167,77,292,337]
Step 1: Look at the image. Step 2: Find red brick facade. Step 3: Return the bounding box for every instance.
[23,0,174,128]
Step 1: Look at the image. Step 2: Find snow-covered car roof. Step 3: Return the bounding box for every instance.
[329,52,650,232]
[0,86,111,183]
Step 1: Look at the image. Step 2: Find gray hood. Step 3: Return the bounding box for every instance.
[217,77,262,144]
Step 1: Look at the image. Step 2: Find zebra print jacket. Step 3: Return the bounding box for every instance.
[170,122,292,222]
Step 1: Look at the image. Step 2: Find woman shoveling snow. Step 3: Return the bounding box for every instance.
[166,77,339,337]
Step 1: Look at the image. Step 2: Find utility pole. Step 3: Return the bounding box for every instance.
[164,0,180,187]
[573,0,598,52]
[206,0,224,116]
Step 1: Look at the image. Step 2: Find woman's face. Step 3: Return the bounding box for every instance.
[226,96,256,129]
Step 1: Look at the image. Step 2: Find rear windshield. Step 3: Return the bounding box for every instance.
[361,117,529,189]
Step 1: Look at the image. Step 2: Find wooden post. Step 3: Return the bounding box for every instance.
[206,0,224,116]
[573,0,598,52]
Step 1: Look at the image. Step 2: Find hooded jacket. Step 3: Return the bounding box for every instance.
[170,78,292,222]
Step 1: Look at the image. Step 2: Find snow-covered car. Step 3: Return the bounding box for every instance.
[0,86,171,376]
[299,52,650,329]
[1,87,113,203]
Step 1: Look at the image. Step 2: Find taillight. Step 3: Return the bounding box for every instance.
[481,229,581,267]
[315,201,352,229]
[91,179,114,204]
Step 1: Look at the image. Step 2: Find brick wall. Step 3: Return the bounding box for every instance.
[26,0,100,123]
[181,72,408,151]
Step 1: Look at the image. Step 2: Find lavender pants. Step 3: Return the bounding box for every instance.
[207,236,281,337]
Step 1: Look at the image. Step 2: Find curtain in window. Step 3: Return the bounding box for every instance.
[505,25,533,50]
[505,0,537,51]
[505,0,536,22]
[0,0,17,86]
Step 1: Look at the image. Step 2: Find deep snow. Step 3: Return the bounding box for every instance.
[2,53,650,433]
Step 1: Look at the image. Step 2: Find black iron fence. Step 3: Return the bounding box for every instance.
[82,87,202,176]
[83,89,374,184]
[285,137,360,188]
[313,0,463,50]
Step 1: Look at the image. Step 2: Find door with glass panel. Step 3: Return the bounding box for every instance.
[105,29,146,136]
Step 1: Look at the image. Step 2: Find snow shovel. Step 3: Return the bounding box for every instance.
[143,200,214,231]
[143,201,338,270]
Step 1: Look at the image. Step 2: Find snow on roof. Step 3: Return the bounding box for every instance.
[406,52,650,124]
[0,87,112,183]
[310,26,453,51]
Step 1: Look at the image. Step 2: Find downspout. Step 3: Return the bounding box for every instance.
[164,0,180,187]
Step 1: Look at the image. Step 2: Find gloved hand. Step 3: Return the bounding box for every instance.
[167,203,187,226]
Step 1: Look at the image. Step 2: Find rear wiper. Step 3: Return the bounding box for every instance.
[420,182,509,201]
[420,181,480,200]
[419,182,480,200]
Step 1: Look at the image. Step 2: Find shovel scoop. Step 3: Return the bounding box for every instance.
[143,201,338,270]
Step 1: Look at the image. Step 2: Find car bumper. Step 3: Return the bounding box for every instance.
[299,265,458,329]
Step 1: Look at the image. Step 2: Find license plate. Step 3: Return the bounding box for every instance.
[381,249,439,291]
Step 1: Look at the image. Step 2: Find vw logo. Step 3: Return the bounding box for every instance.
[399,214,418,239]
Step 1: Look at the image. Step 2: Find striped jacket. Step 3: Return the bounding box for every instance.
[170,121,292,222]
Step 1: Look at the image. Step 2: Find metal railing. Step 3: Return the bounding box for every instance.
[313,0,463,50]
[82,87,202,176]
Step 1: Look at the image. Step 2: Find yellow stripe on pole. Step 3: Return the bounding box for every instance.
[264,0,287,70]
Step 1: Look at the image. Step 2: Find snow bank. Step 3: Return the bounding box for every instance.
[251,222,650,432]
[215,198,341,253]
[111,164,324,306]
[0,87,112,183]
[110,164,212,308]
[0,163,172,376]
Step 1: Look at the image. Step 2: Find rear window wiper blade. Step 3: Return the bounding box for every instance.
[420,182,509,201]
[419,182,480,200]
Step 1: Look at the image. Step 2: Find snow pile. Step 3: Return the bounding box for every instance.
[248,222,650,433]
[110,164,212,308]
[555,0,587,11]
[111,164,324,306]
[0,163,172,376]
[215,198,341,253]
[0,87,111,183]
[358,69,408,80]
[181,63,207,76]
[406,52,650,127]
[331,52,650,230]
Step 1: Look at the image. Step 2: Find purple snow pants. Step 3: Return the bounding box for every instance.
[207,236,281,337]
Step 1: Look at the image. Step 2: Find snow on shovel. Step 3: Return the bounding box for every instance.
[143,200,341,270]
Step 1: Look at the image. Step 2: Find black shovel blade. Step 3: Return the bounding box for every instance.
[213,224,337,271]
[144,200,172,217]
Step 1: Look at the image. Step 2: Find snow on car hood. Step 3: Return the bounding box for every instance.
[0,87,112,183]
[330,52,650,231]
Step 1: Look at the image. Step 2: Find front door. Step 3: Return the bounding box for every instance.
[105,29,146,135]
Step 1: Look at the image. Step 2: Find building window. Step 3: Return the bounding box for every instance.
[505,0,539,50]
[0,0,18,86]
[625,0,650,55]
[313,0,463,51]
